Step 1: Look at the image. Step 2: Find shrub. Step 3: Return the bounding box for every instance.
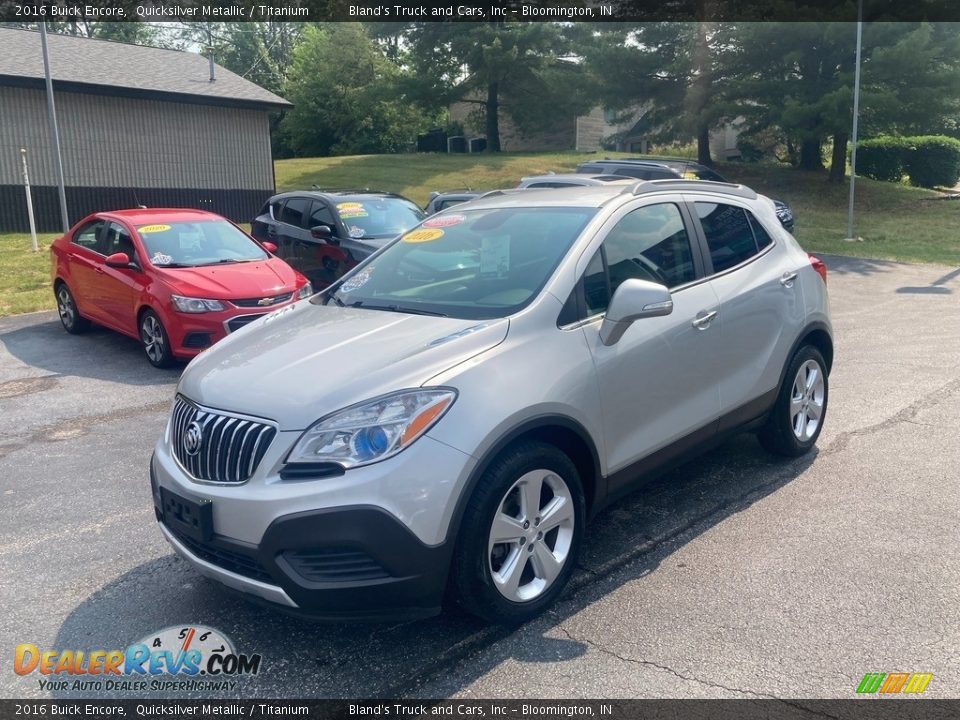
[856,137,909,182]
[902,135,960,188]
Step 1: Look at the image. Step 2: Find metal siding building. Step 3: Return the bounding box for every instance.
[0,28,291,232]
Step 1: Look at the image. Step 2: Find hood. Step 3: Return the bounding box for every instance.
[156,258,299,299]
[178,301,509,430]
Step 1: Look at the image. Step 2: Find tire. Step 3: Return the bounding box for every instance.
[55,282,90,334]
[758,345,829,457]
[450,441,585,625]
[139,309,176,369]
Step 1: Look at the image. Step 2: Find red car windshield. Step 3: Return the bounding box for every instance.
[137,220,268,267]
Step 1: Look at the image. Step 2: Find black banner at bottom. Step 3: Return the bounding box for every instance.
[1,700,959,720]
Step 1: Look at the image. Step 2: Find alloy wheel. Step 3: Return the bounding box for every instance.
[57,286,75,329]
[487,468,575,603]
[140,315,165,364]
[790,359,825,441]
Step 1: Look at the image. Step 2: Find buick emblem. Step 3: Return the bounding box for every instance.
[184,421,204,456]
[257,296,275,306]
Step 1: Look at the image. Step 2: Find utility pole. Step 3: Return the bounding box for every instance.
[20,149,39,252]
[846,0,864,241]
[40,22,70,233]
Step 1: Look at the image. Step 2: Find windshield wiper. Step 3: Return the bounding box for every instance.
[349,301,447,317]
[194,259,247,266]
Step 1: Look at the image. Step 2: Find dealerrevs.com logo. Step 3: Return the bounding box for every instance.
[13,625,262,693]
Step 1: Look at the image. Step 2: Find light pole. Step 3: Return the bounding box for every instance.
[40,22,70,234]
[846,0,864,241]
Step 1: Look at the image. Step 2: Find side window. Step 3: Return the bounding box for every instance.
[582,249,609,316]
[280,197,310,227]
[103,222,137,260]
[747,212,774,250]
[696,202,758,273]
[269,199,285,220]
[71,220,105,253]
[604,203,697,292]
[307,200,335,229]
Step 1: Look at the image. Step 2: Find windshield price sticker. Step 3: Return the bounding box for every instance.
[480,235,510,277]
[403,228,445,243]
[138,224,172,234]
[423,214,466,229]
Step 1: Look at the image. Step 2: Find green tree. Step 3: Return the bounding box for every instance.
[579,22,734,164]
[401,21,591,152]
[280,23,431,157]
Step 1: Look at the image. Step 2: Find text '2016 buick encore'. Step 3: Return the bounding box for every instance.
[151,180,832,624]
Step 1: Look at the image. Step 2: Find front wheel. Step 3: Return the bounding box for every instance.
[139,310,175,369]
[758,345,829,457]
[451,441,585,624]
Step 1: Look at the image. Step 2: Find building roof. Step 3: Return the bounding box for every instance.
[0,28,291,110]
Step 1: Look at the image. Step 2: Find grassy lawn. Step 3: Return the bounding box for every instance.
[1,152,957,318]
[0,233,57,318]
[278,151,960,265]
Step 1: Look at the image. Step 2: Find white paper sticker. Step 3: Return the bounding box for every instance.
[480,236,510,278]
[341,268,373,293]
[151,252,173,266]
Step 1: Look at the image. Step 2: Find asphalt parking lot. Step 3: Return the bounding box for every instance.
[1,254,958,700]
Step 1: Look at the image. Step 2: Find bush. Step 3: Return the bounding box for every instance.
[903,135,960,188]
[857,137,909,182]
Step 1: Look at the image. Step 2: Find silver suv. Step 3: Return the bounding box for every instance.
[151,180,832,624]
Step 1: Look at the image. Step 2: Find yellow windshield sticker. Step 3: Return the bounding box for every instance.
[137,224,172,233]
[402,228,445,243]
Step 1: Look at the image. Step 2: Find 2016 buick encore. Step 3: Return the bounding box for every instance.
[151,180,832,624]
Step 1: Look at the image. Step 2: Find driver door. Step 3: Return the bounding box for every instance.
[579,198,723,487]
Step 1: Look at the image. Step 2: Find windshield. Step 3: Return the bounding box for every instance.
[335,197,425,239]
[325,207,596,320]
[137,220,268,267]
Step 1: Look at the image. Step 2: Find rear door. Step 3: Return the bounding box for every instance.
[573,197,723,483]
[66,218,108,323]
[689,197,805,422]
[275,196,311,266]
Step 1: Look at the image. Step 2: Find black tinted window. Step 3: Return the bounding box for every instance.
[696,202,758,272]
[308,200,335,229]
[280,197,310,228]
[72,220,104,252]
[614,167,676,180]
[604,203,696,291]
[748,212,774,249]
[582,249,609,316]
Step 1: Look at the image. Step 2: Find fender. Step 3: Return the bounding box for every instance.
[442,414,604,547]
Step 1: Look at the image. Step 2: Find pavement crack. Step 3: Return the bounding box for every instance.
[823,377,960,455]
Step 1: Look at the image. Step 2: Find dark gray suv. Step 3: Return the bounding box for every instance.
[251,190,424,286]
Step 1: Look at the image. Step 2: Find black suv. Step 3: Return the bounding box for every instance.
[576,158,795,232]
[251,190,425,286]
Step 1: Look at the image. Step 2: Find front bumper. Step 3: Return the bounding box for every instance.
[166,299,300,359]
[150,425,475,620]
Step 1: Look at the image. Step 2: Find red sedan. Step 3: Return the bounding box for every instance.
[50,209,311,367]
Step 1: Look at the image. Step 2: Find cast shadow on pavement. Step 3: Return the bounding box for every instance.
[50,434,816,700]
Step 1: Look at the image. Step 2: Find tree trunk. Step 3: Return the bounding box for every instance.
[697,125,712,166]
[485,82,501,153]
[798,138,823,170]
[829,132,848,183]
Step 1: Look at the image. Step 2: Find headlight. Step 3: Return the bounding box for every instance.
[171,295,224,313]
[286,389,456,469]
[297,282,313,300]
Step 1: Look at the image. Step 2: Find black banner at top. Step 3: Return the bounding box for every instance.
[2,0,960,22]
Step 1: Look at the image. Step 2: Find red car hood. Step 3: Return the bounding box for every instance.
[155,258,299,299]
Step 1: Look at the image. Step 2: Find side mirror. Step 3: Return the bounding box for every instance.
[311,225,333,240]
[598,278,673,346]
[261,241,278,254]
[105,252,135,269]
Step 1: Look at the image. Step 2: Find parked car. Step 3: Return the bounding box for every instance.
[577,158,796,231]
[517,173,635,189]
[51,209,311,368]
[152,180,831,624]
[425,190,480,215]
[251,190,424,286]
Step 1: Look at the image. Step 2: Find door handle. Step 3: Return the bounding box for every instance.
[95,266,104,274]
[780,271,798,287]
[691,310,718,330]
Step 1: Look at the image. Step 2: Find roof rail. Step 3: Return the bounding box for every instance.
[475,188,525,200]
[619,179,757,200]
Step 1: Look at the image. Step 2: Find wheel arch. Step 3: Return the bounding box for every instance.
[444,415,603,546]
